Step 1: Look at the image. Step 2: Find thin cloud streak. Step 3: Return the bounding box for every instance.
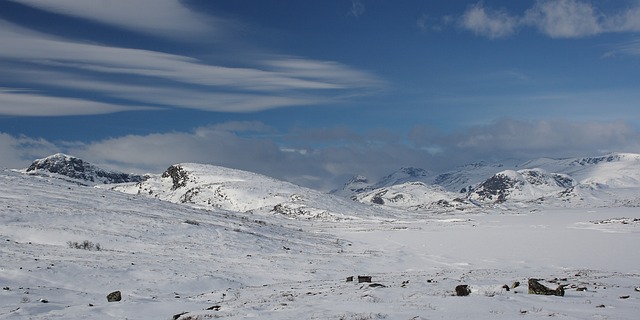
[7,0,220,39]
[0,90,152,116]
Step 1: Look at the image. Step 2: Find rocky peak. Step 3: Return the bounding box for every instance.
[26,153,145,185]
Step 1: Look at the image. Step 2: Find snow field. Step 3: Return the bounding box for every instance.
[1,169,639,319]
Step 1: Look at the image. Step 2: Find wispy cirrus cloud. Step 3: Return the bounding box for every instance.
[0,89,153,116]
[0,12,383,116]
[6,0,221,39]
[604,38,640,58]
[459,0,640,39]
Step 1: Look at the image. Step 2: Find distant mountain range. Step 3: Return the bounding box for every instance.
[334,153,640,211]
[21,152,640,213]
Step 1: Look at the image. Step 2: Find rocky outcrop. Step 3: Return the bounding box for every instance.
[161,165,190,190]
[471,171,520,203]
[528,279,565,296]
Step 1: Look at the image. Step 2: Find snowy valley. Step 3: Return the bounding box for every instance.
[1,154,639,319]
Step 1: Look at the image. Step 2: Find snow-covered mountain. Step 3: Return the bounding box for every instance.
[331,167,432,198]
[110,163,381,220]
[430,161,513,193]
[347,153,640,210]
[24,153,145,185]
[518,153,640,188]
[468,169,575,204]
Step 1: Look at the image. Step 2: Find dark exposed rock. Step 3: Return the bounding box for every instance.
[528,279,564,296]
[371,195,385,205]
[472,172,519,203]
[107,290,122,302]
[173,312,189,320]
[369,283,386,288]
[162,165,190,190]
[455,284,471,296]
[571,154,621,166]
[512,281,520,289]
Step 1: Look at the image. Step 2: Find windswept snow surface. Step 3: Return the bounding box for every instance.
[1,169,640,319]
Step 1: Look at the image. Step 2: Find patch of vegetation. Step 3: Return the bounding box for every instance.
[184,219,200,226]
[67,240,101,251]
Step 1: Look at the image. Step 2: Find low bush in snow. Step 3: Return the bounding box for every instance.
[67,240,101,251]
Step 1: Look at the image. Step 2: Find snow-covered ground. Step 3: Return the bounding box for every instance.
[1,168,639,319]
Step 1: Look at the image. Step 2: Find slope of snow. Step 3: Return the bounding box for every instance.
[2,168,640,319]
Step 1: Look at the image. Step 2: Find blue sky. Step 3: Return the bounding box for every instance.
[1,0,640,190]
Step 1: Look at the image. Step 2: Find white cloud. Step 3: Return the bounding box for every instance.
[0,133,58,169]
[461,3,518,39]
[523,0,602,38]
[459,0,640,39]
[7,0,219,39]
[349,0,365,18]
[449,119,640,158]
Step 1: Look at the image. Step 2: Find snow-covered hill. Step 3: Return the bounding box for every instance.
[24,153,145,185]
[331,167,432,198]
[110,163,380,220]
[354,182,475,212]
